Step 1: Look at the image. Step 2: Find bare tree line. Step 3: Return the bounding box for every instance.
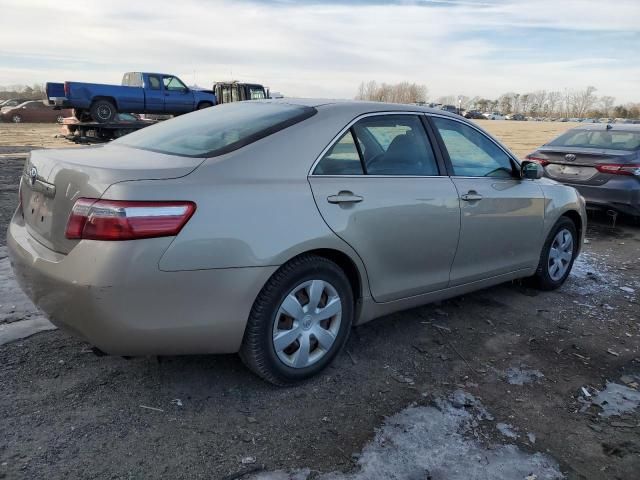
[356,81,639,119]
[0,84,46,101]
[355,81,428,105]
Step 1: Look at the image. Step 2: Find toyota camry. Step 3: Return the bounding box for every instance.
[8,99,586,385]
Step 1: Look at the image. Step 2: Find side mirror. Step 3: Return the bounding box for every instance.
[521,161,543,180]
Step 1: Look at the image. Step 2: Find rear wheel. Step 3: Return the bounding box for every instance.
[197,102,213,110]
[11,114,22,123]
[90,100,116,123]
[530,217,578,290]
[240,254,353,386]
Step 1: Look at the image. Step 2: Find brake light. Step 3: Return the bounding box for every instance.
[525,155,550,167]
[64,82,69,97]
[65,198,196,240]
[595,164,640,177]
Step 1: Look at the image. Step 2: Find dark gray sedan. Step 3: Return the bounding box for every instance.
[526,124,640,216]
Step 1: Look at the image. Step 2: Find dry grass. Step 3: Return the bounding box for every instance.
[474,119,581,158]
[0,120,580,159]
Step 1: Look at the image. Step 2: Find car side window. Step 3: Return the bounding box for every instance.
[432,117,514,178]
[352,115,439,176]
[148,76,161,90]
[163,76,187,92]
[313,131,364,175]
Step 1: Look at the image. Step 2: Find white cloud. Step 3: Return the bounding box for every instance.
[0,0,638,102]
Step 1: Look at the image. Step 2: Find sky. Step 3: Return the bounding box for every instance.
[1,0,639,102]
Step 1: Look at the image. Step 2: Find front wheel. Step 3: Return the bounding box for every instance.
[11,114,22,123]
[530,217,578,290]
[240,255,354,386]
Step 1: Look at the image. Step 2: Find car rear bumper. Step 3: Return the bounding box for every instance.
[564,177,640,216]
[7,213,277,356]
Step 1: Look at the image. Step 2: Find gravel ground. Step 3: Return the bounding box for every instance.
[1,124,639,480]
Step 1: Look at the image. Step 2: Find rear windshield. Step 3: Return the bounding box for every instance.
[115,102,316,157]
[548,129,640,151]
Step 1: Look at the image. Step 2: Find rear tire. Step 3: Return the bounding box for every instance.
[11,114,22,123]
[197,102,213,110]
[529,217,578,290]
[240,254,353,386]
[90,100,116,123]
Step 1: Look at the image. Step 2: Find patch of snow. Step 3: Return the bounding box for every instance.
[496,422,519,439]
[566,251,619,296]
[251,391,563,480]
[505,366,544,385]
[591,382,640,418]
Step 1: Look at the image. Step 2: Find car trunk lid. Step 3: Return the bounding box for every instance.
[20,144,204,254]
[534,146,636,184]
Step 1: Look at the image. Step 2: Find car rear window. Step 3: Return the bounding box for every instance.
[548,129,640,151]
[115,102,316,157]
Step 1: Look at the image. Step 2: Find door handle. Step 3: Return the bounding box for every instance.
[460,191,483,202]
[327,192,363,204]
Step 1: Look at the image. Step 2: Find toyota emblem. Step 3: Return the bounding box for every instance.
[29,166,38,185]
[564,154,576,162]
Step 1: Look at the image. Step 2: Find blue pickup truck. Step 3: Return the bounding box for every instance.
[46,72,217,123]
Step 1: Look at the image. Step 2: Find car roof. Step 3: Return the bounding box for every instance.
[262,98,464,119]
[570,123,640,132]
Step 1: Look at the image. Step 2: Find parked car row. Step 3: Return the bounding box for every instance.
[0,100,71,123]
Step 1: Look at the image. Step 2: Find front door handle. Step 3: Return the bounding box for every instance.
[327,192,363,204]
[460,191,483,202]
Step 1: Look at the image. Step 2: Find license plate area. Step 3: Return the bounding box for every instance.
[547,164,596,181]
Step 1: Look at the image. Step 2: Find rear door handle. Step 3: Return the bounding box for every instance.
[460,191,483,202]
[327,192,363,204]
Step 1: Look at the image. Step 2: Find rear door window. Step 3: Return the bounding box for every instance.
[115,102,316,157]
[352,115,439,176]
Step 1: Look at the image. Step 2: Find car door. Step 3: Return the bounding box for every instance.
[429,115,545,286]
[308,113,461,303]
[162,75,194,113]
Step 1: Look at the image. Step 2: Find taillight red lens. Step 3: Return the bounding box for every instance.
[65,198,196,241]
[64,82,69,97]
[525,155,550,167]
[595,163,640,177]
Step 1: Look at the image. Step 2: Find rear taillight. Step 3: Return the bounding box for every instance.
[63,82,69,97]
[595,163,640,177]
[65,198,196,241]
[525,155,550,167]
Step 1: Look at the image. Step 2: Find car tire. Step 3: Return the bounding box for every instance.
[90,100,116,123]
[240,254,354,386]
[530,217,578,290]
[56,115,65,123]
[197,102,213,110]
[11,114,22,123]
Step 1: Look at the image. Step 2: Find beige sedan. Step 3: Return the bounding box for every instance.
[8,100,586,385]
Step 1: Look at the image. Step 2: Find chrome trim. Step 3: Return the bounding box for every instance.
[308,110,521,179]
[22,173,56,198]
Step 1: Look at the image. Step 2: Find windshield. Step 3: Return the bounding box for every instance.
[548,129,640,151]
[115,102,316,157]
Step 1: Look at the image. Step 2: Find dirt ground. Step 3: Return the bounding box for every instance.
[0,122,639,480]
